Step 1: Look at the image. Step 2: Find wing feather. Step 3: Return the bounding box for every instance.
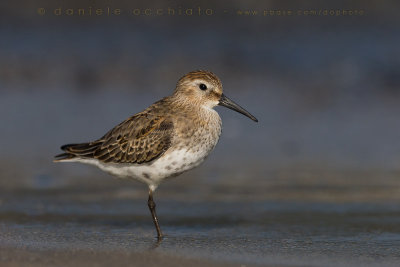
[56,98,174,164]
[92,114,174,164]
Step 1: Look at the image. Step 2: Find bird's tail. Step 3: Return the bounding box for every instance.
[54,141,102,162]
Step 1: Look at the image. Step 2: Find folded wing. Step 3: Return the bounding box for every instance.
[55,113,174,164]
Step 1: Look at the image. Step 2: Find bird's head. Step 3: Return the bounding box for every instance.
[174,70,258,122]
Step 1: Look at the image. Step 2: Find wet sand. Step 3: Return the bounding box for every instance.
[1,170,400,267]
[0,247,237,267]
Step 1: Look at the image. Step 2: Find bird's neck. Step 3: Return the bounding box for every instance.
[169,95,221,126]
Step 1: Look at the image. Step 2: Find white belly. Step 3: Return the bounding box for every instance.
[71,142,215,191]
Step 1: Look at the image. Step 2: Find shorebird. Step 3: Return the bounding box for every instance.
[55,70,257,239]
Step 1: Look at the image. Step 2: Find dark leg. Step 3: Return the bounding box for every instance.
[148,189,163,240]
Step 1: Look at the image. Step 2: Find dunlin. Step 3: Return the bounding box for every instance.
[55,70,257,239]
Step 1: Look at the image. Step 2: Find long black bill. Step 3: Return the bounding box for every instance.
[218,94,258,122]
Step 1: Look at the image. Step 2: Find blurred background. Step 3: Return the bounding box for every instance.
[1,0,399,200]
[1,1,400,265]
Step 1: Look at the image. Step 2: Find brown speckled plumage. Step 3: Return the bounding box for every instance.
[55,70,257,239]
[56,70,224,166]
[60,100,174,164]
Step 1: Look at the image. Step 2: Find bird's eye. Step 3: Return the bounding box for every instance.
[199,84,207,90]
